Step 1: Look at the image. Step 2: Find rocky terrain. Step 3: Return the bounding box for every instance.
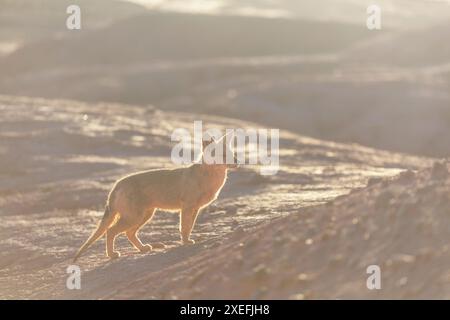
[0,95,435,299]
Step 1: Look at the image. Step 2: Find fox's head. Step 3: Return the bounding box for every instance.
[202,134,239,169]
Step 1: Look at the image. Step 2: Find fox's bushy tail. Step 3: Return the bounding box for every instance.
[73,205,117,262]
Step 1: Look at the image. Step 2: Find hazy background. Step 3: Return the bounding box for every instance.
[3,1,450,300]
[1,0,450,156]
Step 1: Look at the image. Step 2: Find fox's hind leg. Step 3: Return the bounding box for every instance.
[126,208,155,253]
[106,217,132,259]
[180,206,200,245]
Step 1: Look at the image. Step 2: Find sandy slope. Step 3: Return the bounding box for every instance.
[0,95,431,299]
[111,162,450,299]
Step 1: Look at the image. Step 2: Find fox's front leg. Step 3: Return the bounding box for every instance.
[180,206,199,244]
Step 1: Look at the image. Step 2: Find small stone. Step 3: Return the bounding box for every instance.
[252,264,270,279]
[297,273,315,282]
[397,170,415,184]
[397,277,408,287]
[290,293,306,300]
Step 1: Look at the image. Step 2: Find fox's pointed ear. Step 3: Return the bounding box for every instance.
[202,139,213,150]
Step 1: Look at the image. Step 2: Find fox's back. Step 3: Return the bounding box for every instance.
[111,167,186,210]
[129,167,185,187]
[110,164,228,211]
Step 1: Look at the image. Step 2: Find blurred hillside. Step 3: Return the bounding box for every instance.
[125,0,450,29]
[0,1,449,157]
[0,0,146,55]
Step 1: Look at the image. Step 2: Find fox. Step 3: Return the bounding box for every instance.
[73,135,238,262]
